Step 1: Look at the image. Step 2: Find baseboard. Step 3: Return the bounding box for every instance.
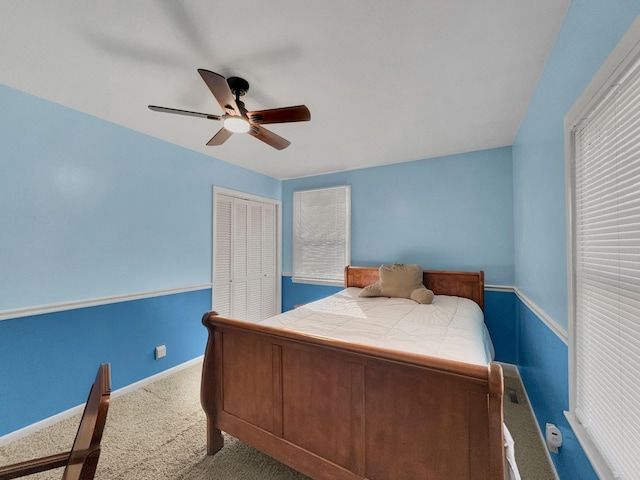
[0,355,204,446]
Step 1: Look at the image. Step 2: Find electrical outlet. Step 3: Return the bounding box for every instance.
[546,423,562,453]
[155,345,166,360]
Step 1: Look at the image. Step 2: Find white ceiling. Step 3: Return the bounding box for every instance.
[0,1,570,180]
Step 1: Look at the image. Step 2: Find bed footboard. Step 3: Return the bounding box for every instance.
[201,312,505,480]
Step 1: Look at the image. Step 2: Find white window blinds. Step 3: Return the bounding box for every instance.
[292,185,351,286]
[571,55,640,480]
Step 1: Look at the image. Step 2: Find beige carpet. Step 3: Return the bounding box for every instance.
[0,362,556,479]
[502,367,558,480]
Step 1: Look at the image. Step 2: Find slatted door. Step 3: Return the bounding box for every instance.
[213,192,279,321]
[213,194,233,317]
[262,203,277,319]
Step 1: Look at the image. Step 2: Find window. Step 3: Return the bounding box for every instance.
[292,185,351,286]
[566,25,640,480]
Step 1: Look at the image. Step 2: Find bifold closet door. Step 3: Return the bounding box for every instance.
[214,194,277,322]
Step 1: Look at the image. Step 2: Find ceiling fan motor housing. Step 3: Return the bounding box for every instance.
[149,69,310,150]
[227,76,250,97]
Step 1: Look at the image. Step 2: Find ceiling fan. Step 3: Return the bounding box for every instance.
[149,69,310,150]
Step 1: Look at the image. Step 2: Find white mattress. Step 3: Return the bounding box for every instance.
[257,287,494,366]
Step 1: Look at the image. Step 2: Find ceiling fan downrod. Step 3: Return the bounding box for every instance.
[226,76,250,98]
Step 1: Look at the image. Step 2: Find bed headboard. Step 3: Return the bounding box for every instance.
[344,265,485,311]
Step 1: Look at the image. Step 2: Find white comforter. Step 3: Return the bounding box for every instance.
[258,287,494,366]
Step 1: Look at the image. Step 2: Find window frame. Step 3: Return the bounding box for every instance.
[292,185,351,286]
[564,16,640,480]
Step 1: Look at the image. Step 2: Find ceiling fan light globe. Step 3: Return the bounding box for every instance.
[224,116,250,133]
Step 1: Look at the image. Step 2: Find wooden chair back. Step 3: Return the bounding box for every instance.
[0,364,111,480]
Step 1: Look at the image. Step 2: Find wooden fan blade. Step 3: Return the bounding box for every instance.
[248,125,291,150]
[207,127,233,146]
[197,69,240,116]
[248,105,310,125]
[148,105,221,120]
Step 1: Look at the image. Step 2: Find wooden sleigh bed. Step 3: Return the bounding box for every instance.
[201,266,505,480]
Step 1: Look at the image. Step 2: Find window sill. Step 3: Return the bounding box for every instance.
[564,411,615,480]
[291,277,344,287]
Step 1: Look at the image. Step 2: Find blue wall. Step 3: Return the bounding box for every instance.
[484,290,518,365]
[0,84,281,311]
[0,85,282,438]
[280,147,518,374]
[282,276,343,312]
[512,2,640,478]
[513,1,640,329]
[0,289,210,436]
[517,300,597,480]
[282,146,515,286]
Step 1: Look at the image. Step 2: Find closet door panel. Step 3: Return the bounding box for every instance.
[247,278,263,322]
[213,191,279,322]
[263,204,278,319]
[249,203,263,277]
[214,195,233,317]
[232,200,249,319]
[262,275,277,319]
